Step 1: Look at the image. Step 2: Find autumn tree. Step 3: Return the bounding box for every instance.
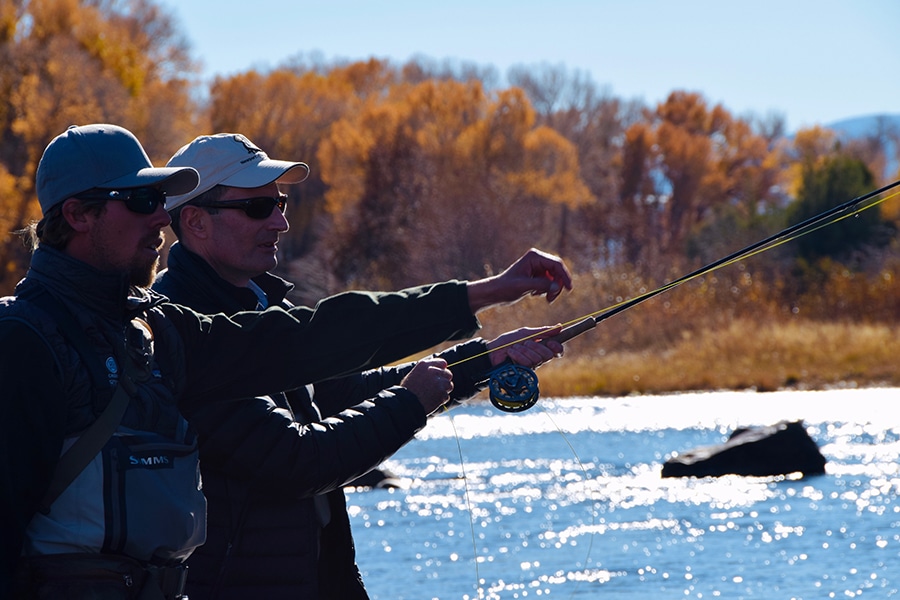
[318,78,590,289]
[656,92,728,255]
[508,63,629,268]
[616,121,663,266]
[208,64,373,252]
[400,54,501,89]
[616,91,787,271]
[0,0,198,292]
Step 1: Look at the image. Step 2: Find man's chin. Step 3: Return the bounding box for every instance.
[130,258,160,288]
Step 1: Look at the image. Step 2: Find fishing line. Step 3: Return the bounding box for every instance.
[537,404,597,598]
[445,404,596,599]
[449,413,484,600]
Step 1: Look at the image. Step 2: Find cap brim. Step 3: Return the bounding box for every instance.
[221,160,309,188]
[105,166,200,196]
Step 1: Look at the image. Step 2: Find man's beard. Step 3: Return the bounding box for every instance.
[129,231,165,287]
[130,259,159,288]
[89,227,164,288]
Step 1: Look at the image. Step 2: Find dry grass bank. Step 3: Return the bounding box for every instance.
[457,260,900,398]
[533,319,900,397]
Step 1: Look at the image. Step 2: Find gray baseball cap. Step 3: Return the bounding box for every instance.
[164,133,310,211]
[35,124,200,215]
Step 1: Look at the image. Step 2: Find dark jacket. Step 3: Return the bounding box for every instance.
[0,245,481,600]
[153,243,493,599]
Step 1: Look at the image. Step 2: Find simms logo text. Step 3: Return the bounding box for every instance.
[128,454,172,469]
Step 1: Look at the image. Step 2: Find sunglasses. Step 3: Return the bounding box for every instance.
[76,187,167,214]
[193,195,288,220]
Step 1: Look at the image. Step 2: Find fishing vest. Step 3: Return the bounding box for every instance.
[2,286,205,565]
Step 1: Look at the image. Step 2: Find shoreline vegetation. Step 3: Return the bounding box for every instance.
[534,319,900,398]
[458,267,900,400]
[3,6,898,392]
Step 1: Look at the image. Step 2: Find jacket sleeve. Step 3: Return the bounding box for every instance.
[188,386,427,497]
[163,280,480,416]
[0,320,66,593]
[189,339,495,498]
[312,338,494,417]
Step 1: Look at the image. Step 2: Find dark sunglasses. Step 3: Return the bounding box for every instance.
[193,195,288,220]
[75,187,167,214]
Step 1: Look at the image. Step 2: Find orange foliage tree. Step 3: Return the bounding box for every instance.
[617,91,788,269]
[508,63,632,268]
[318,78,591,288]
[203,59,404,283]
[0,0,199,293]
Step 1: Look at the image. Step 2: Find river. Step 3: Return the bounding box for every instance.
[346,387,900,599]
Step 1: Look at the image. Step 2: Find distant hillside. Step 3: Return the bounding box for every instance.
[825,114,900,138]
[823,114,900,180]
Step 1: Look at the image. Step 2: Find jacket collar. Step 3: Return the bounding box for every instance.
[157,242,294,313]
[20,245,164,320]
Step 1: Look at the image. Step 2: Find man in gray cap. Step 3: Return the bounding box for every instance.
[155,133,566,599]
[0,125,572,599]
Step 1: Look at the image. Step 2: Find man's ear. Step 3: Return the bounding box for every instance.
[179,205,211,239]
[60,198,93,233]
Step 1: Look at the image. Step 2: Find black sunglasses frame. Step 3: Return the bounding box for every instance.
[75,187,167,215]
[193,195,288,220]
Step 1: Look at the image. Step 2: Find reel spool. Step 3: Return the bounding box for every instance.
[488,363,540,412]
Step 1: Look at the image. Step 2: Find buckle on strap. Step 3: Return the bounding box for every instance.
[15,554,188,600]
[147,564,188,599]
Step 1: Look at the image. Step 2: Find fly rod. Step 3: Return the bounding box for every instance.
[488,178,900,412]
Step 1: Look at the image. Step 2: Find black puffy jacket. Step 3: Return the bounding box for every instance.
[0,244,482,600]
[153,243,493,599]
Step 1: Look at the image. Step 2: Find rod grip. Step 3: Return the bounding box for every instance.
[553,317,596,344]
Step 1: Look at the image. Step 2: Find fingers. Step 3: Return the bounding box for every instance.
[545,279,563,303]
[516,249,573,304]
[486,325,565,367]
[486,324,561,351]
[401,357,454,415]
[506,338,563,368]
[541,337,564,356]
[466,249,572,312]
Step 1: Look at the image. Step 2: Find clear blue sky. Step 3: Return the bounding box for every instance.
[160,0,899,133]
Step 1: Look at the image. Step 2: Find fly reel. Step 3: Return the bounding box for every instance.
[488,362,540,412]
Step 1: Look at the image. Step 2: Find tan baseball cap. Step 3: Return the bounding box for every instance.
[165,133,310,211]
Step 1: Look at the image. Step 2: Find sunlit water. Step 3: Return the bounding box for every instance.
[347,388,900,599]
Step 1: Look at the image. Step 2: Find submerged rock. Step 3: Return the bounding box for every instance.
[661,419,826,478]
[347,467,404,489]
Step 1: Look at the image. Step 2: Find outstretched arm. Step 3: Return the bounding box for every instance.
[314,324,564,417]
[189,326,565,496]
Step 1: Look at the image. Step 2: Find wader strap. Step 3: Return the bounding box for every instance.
[37,378,133,514]
[26,290,139,515]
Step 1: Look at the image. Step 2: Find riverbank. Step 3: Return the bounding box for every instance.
[535,318,900,397]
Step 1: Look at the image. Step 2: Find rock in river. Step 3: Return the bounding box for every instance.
[661,419,826,478]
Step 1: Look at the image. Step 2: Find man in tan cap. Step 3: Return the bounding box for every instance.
[155,132,567,599]
[0,125,571,599]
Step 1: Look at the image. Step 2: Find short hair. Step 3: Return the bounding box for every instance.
[168,184,228,239]
[18,198,106,251]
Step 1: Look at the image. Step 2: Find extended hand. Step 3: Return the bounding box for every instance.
[486,325,564,368]
[467,248,573,312]
[401,357,454,415]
